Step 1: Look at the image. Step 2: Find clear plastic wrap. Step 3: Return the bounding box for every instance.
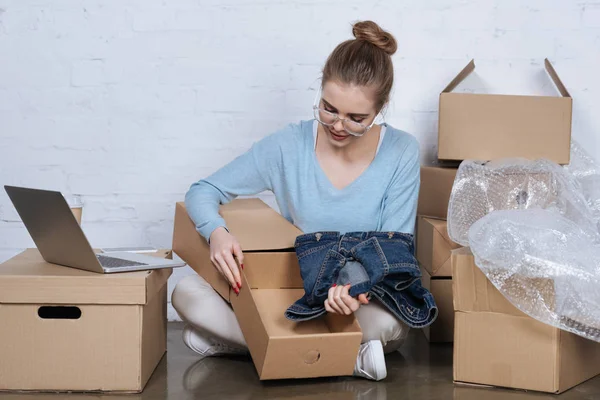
[469,208,600,342]
[447,157,597,246]
[564,141,600,231]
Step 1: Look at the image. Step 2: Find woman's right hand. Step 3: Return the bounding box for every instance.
[209,226,244,294]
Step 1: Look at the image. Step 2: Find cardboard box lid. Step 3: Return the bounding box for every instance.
[218,198,302,251]
[0,249,172,305]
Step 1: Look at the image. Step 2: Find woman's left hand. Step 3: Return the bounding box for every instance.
[324,284,369,315]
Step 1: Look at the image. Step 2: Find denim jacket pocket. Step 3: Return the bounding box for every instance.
[375,237,418,270]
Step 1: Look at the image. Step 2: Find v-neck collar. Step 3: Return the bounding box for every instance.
[310,120,388,192]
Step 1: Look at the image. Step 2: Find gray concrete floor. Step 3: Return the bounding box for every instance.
[2,322,600,399]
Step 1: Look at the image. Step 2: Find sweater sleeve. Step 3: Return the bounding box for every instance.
[185,128,286,241]
[380,138,421,235]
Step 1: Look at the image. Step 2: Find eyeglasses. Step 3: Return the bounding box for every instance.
[312,89,379,137]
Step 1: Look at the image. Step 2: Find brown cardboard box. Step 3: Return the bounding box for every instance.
[417,217,460,277]
[452,247,600,393]
[0,249,172,393]
[172,199,363,380]
[418,167,458,220]
[438,59,572,164]
[420,266,454,343]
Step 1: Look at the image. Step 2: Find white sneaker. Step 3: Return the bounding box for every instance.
[182,325,248,358]
[353,340,387,381]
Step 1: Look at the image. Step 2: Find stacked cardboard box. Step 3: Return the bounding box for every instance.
[452,248,600,393]
[417,58,572,345]
[436,59,600,393]
[416,167,460,343]
[173,198,363,380]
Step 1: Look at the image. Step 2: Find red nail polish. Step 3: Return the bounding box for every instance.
[234,287,239,295]
[332,283,337,287]
[237,282,242,289]
[241,264,244,270]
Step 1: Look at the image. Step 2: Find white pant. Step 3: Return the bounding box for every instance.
[172,274,410,354]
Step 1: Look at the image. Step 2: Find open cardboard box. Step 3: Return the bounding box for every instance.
[172,198,363,380]
[452,247,600,394]
[438,59,572,164]
[0,249,172,393]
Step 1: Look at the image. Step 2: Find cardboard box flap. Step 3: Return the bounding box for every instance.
[430,218,451,241]
[441,59,570,98]
[220,198,302,251]
[442,59,475,93]
[0,249,171,305]
[545,58,571,97]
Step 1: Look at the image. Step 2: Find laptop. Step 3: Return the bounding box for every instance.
[4,185,186,273]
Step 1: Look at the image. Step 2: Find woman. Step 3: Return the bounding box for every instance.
[173,20,421,381]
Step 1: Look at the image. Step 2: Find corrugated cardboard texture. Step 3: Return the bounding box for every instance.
[421,267,454,343]
[173,199,303,301]
[417,217,459,277]
[454,311,600,394]
[454,312,557,392]
[173,202,230,300]
[558,325,600,392]
[229,270,271,376]
[220,198,302,251]
[0,249,170,392]
[141,284,168,390]
[451,247,521,316]
[418,167,458,219]
[175,198,362,380]
[244,252,303,289]
[438,59,572,164]
[451,247,554,316]
[0,304,142,391]
[235,287,361,380]
[0,249,171,305]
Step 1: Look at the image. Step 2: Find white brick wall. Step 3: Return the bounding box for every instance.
[1,0,599,320]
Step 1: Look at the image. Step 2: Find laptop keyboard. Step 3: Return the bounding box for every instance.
[97,254,148,269]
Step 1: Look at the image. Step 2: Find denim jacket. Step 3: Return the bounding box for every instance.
[284,231,438,328]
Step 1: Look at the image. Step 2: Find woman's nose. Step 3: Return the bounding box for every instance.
[333,119,344,132]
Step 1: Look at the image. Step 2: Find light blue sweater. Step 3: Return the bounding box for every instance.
[185,119,421,241]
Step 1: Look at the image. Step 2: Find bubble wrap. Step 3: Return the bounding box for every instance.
[469,209,600,342]
[447,157,597,246]
[565,141,600,231]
